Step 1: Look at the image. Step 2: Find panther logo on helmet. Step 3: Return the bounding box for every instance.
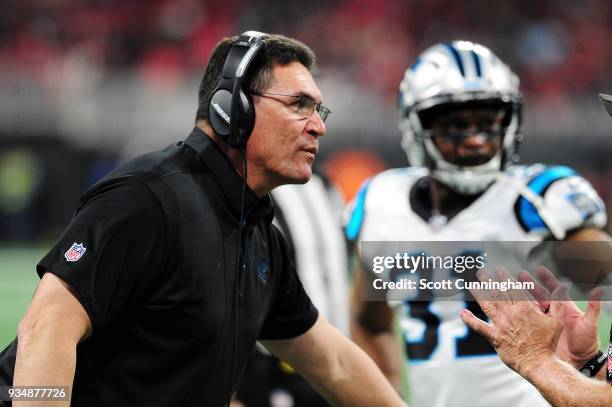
[398,40,523,194]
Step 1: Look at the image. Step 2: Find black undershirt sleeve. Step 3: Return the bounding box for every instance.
[258,227,318,340]
[37,181,165,331]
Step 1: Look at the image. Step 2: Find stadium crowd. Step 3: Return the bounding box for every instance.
[1,0,611,100]
[0,0,610,239]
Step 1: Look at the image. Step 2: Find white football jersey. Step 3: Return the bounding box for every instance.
[272,175,350,335]
[346,164,607,407]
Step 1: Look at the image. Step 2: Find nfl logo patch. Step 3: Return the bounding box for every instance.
[64,242,87,262]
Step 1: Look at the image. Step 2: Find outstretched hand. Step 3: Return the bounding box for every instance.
[517,266,602,369]
[460,268,565,377]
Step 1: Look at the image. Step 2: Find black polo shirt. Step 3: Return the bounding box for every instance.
[0,127,318,407]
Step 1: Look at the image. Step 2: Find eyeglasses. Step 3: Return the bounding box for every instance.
[251,91,331,123]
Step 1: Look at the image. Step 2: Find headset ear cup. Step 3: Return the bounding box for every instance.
[238,90,255,143]
[209,89,233,138]
[209,32,266,147]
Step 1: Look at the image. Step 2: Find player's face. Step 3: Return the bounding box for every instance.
[248,62,326,188]
[431,107,504,166]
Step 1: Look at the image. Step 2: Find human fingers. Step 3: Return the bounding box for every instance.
[549,285,568,320]
[497,268,531,302]
[477,269,508,303]
[518,270,551,311]
[585,286,603,325]
[466,269,498,316]
[460,309,495,344]
[537,266,578,313]
[465,285,497,321]
[536,266,561,292]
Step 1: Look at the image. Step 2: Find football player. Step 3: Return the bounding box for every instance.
[347,41,610,407]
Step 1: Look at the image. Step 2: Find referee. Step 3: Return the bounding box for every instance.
[0,32,405,407]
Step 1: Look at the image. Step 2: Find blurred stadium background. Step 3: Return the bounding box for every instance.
[0,0,611,353]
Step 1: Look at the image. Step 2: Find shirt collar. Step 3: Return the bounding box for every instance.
[184,127,274,223]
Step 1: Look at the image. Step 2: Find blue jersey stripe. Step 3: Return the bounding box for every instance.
[444,43,465,77]
[519,166,577,231]
[345,180,371,241]
[471,50,482,77]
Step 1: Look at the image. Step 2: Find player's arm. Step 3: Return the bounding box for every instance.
[262,314,407,407]
[558,226,611,302]
[13,272,92,406]
[350,262,403,393]
[565,226,611,242]
[544,170,611,285]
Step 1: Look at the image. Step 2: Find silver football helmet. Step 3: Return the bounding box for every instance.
[399,41,523,194]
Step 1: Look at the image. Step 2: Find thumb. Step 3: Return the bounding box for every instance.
[585,287,603,324]
[461,309,494,343]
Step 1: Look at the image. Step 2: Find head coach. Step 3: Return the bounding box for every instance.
[0,32,405,407]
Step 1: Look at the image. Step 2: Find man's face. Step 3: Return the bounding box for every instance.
[430,107,504,167]
[247,62,326,187]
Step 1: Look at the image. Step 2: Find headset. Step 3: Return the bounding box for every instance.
[209,31,267,148]
[209,31,268,405]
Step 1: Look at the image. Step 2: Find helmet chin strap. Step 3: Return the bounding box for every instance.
[424,137,502,195]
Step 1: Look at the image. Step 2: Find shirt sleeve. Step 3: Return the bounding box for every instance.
[542,174,607,232]
[515,165,607,237]
[37,181,165,331]
[258,227,318,340]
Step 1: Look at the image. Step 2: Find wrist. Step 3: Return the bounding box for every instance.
[515,348,555,379]
[577,350,606,378]
[522,352,558,384]
[564,346,601,370]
